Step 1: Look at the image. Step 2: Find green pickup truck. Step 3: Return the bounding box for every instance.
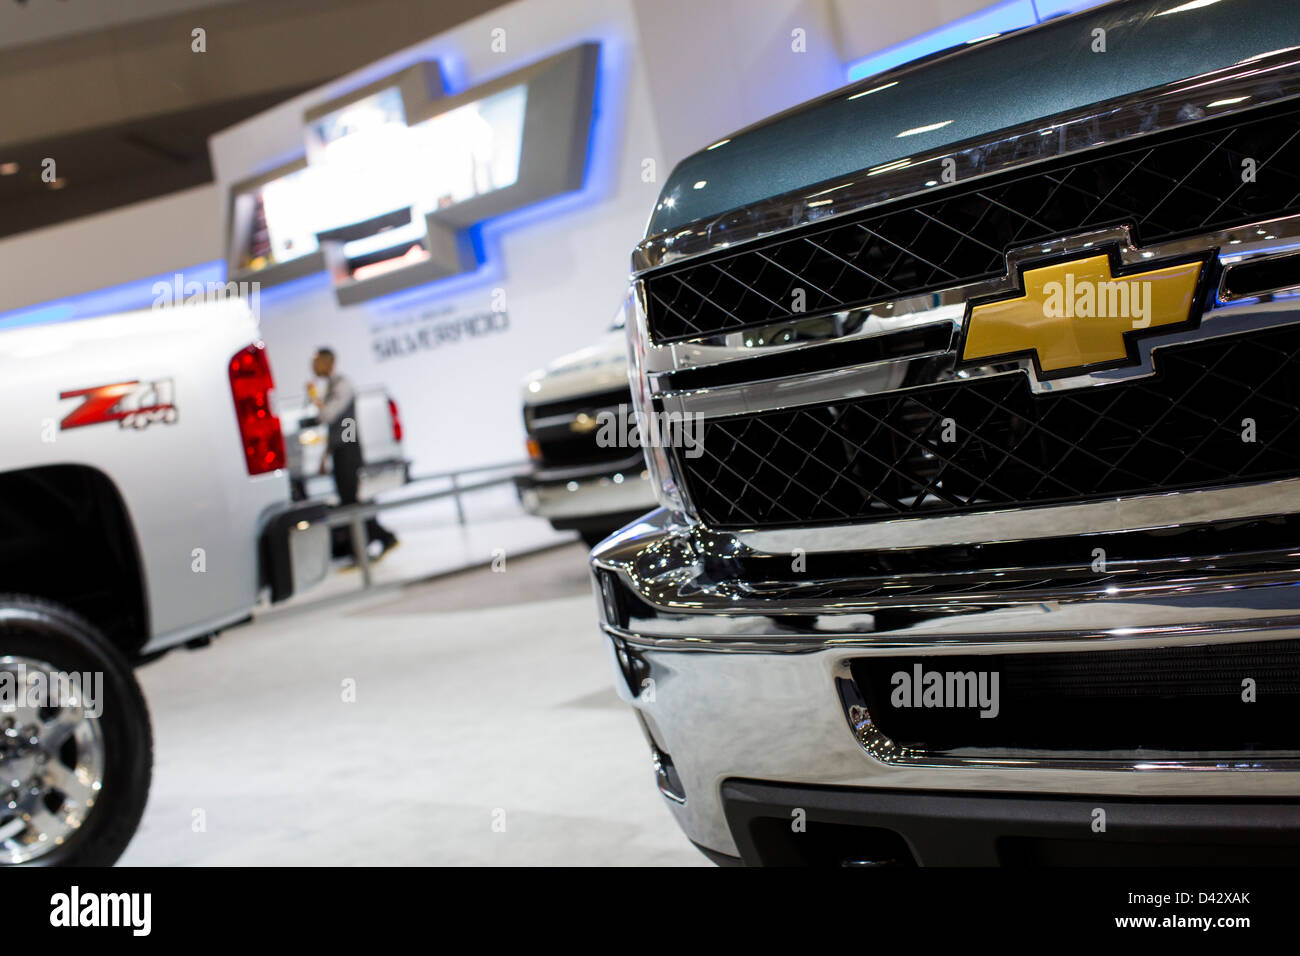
[593,0,1300,865]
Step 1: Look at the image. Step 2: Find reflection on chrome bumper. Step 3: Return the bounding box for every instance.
[517,462,656,522]
[589,507,1300,858]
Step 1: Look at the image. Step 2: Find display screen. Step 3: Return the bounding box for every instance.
[233,166,320,273]
[311,86,415,233]
[310,83,529,281]
[223,43,596,297]
[259,168,321,266]
[414,84,528,210]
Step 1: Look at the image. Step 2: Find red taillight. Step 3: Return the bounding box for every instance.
[387,397,403,443]
[228,342,286,475]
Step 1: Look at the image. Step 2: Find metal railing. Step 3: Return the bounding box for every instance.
[324,459,529,588]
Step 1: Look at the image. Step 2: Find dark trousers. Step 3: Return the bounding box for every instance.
[330,440,396,556]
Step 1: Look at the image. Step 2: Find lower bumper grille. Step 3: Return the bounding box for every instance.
[685,324,1300,528]
[852,639,1300,755]
[721,780,1300,866]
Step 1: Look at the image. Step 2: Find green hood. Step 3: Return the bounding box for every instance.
[648,0,1300,237]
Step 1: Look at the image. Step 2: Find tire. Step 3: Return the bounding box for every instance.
[0,595,152,866]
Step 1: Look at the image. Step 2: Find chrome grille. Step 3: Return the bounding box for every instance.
[643,102,1300,344]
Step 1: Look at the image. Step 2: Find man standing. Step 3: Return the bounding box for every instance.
[310,347,398,560]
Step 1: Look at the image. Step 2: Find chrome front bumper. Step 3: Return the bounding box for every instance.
[590,500,1300,859]
[516,457,657,524]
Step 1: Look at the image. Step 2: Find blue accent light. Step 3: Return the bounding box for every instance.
[846,0,1109,83]
[0,260,227,331]
[256,269,333,307]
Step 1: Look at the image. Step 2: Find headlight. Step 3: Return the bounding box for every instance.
[623,282,688,514]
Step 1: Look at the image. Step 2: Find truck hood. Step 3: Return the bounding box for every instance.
[648,0,1300,237]
[522,330,630,405]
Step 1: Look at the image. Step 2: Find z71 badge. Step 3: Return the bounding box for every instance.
[60,380,178,431]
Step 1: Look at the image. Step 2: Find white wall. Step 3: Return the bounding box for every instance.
[0,185,221,312]
[829,0,1003,63]
[631,0,843,166]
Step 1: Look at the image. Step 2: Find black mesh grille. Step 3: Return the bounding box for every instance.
[852,640,1300,753]
[685,324,1300,528]
[643,103,1300,343]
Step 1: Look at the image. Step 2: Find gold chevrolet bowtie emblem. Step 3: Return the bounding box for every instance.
[960,247,1211,379]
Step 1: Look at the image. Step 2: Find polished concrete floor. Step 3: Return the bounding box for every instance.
[119,542,707,866]
[287,481,575,605]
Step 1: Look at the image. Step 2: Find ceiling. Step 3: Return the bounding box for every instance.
[0,0,511,238]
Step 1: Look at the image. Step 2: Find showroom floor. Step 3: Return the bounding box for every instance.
[290,482,576,604]
[119,542,706,866]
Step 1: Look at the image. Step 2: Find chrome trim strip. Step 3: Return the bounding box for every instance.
[668,296,1300,417]
[662,350,945,419]
[1219,247,1300,302]
[736,476,1300,552]
[614,561,1300,619]
[589,501,1300,645]
[646,216,1300,380]
[632,49,1300,274]
[644,300,963,374]
[650,746,687,804]
[603,617,1300,655]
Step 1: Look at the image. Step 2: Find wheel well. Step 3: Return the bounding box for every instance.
[0,464,149,657]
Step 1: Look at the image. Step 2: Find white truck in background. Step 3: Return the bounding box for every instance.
[0,299,329,866]
[515,316,657,547]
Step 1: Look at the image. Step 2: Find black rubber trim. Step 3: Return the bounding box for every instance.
[721,779,1300,866]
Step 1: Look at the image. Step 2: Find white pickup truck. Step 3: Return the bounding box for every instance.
[515,320,657,547]
[0,299,329,866]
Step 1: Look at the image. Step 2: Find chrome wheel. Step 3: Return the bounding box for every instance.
[0,655,105,864]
